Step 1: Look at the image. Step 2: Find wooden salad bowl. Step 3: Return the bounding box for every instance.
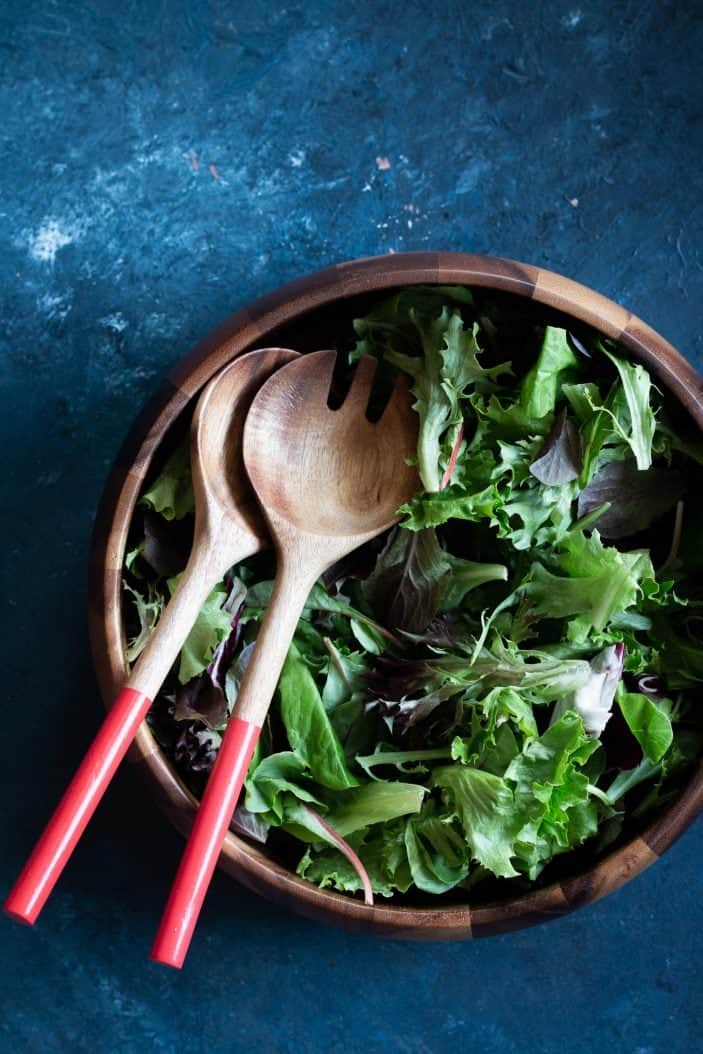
[89,253,703,939]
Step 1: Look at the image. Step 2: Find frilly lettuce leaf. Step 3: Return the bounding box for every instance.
[433,764,520,878]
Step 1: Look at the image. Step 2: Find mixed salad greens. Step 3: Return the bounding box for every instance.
[123,286,703,902]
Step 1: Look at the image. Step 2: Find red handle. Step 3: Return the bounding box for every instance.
[4,687,152,925]
[151,717,260,969]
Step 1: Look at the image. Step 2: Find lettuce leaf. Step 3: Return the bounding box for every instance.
[141,440,195,521]
[167,575,232,684]
[617,689,673,763]
[524,531,654,641]
[602,349,655,470]
[520,327,579,419]
[278,644,359,791]
[505,712,600,878]
[362,526,506,632]
[433,765,520,878]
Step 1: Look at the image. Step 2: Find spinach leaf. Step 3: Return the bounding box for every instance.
[520,326,579,419]
[278,644,359,790]
[617,690,673,763]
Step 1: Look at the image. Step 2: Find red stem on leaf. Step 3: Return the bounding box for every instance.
[440,423,464,490]
[301,805,374,906]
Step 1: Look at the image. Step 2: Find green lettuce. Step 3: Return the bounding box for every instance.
[126,284,703,904]
[141,440,195,521]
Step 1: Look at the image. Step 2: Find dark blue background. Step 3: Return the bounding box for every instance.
[2,2,702,1050]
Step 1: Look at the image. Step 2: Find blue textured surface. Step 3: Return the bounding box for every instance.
[2,1,703,1050]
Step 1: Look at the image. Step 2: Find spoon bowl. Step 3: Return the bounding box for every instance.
[244,350,419,538]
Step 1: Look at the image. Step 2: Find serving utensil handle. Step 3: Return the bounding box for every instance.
[4,541,233,926]
[151,557,318,969]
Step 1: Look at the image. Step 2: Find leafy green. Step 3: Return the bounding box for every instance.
[602,349,655,470]
[245,751,322,822]
[529,410,583,485]
[576,460,685,539]
[384,304,509,492]
[123,580,164,663]
[405,807,470,893]
[504,712,600,878]
[316,781,426,837]
[141,440,195,521]
[297,819,413,898]
[617,689,673,763]
[524,531,654,641]
[433,765,519,878]
[362,526,506,632]
[520,327,579,419]
[167,576,232,684]
[126,284,703,904]
[278,644,359,791]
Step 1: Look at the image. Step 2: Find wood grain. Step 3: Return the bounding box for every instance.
[89,252,703,939]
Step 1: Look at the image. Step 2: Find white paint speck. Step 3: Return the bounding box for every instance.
[376,156,391,171]
[37,291,72,320]
[362,182,372,192]
[455,160,491,195]
[100,312,128,332]
[569,197,580,207]
[28,219,80,264]
[562,10,583,27]
[289,149,305,167]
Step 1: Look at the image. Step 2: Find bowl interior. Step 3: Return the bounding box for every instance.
[90,255,703,937]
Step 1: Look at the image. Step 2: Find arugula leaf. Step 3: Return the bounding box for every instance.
[278,644,359,791]
[141,440,195,521]
[123,580,164,663]
[355,746,452,780]
[602,349,655,470]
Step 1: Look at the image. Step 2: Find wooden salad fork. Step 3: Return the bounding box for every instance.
[5,347,298,926]
[152,349,419,968]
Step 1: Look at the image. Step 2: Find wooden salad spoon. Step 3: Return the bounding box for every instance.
[5,347,298,926]
[152,349,419,969]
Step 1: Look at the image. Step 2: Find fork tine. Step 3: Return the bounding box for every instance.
[348,355,378,393]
